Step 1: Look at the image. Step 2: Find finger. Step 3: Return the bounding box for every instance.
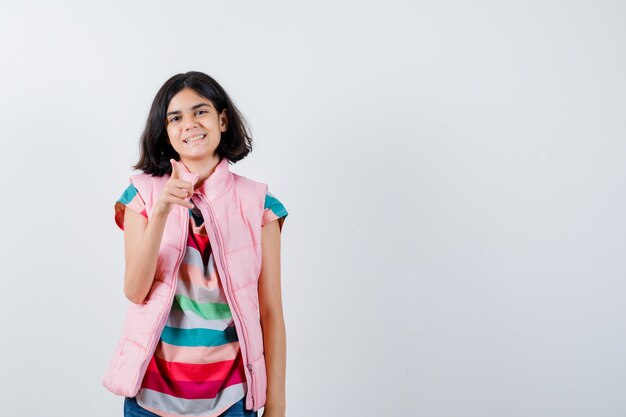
[169,185,190,200]
[167,195,194,209]
[169,179,194,197]
[170,159,180,179]
[169,160,194,195]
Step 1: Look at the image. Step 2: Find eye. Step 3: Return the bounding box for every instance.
[169,116,180,122]
[196,110,207,115]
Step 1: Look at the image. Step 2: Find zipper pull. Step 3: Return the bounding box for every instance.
[247,364,254,374]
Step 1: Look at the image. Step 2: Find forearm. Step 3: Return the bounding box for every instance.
[124,211,169,303]
[261,312,287,410]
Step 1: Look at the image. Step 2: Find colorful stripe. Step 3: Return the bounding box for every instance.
[146,356,237,383]
[141,354,245,399]
[138,383,246,416]
[172,294,232,320]
[155,341,241,364]
[114,183,148,230]
[118,183,139,205]
[262,191,288,228]
[160,325,238,347]
[165,308,232,331]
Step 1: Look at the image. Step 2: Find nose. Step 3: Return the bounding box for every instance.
[181,114,199,130]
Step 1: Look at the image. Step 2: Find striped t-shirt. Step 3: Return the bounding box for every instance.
[114,182,288,417]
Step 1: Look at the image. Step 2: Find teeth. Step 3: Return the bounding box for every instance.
[184,134,205,143]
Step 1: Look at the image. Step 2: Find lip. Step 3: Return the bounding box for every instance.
[183,133,206,144]
[186,137,205,145]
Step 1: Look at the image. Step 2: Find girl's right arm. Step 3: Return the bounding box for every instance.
[122,159,195,304]
[122,208,168,304]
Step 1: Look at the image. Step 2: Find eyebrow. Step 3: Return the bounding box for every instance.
[166,103,211,117]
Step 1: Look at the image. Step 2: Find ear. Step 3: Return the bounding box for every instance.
[220,109,228,132]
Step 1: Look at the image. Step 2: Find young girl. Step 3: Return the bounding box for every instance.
[103,71,287,417]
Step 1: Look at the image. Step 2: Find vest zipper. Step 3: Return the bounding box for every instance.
[162,206,188,322]
[195,194,256,409]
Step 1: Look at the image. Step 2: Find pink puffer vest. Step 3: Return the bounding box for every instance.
[102,158,268,411]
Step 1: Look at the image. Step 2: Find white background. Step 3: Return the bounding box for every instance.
[0,1,625,416]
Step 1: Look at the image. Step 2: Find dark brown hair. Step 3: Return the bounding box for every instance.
[132,71,252,175]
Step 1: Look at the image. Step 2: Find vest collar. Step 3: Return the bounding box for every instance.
[177,157,233,201]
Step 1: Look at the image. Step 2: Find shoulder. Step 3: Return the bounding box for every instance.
[232,173,268,195]
[128,172,169,198]
[264,190,288,213]
[231,174,286,206]
[229,173,288,229]
[130,172,164,187]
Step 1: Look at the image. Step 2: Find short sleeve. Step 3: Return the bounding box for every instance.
[114,182,148,230]
[262,190,288,231]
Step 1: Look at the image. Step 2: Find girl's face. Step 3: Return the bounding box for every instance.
[165,87,228,162]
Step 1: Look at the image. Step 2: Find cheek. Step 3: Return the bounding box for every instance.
[166,126,178,140]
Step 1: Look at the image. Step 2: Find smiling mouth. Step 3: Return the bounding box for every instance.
[183,134,206,144]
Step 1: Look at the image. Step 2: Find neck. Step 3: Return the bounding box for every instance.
[179,155,222,189]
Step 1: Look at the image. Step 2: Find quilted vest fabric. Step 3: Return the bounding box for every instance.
[102,158,269,411]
